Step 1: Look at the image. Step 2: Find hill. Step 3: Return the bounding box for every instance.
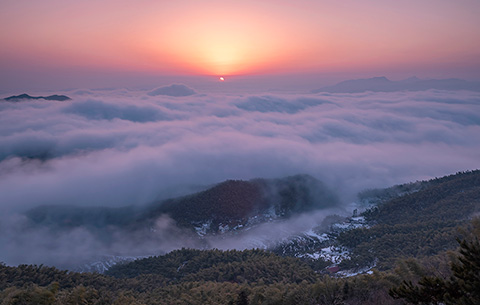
[139,174,339,233]
[3,170,480,304]
[2,228,479,304]
[26,174,339,236]
[22,170,480,274]
[105,248,318,284]
[336,170,480,270]
[3,93,71,102]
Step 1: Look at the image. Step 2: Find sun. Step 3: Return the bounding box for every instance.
[219,77,225,81]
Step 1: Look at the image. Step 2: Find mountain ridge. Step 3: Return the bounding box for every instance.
[20,170,480,275]
[312,76,480,93]
[3,93,71,102]
[25,174,340,236]
[3,170,480,304]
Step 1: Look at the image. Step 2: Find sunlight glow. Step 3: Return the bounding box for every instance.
[146,8,298,76]
[1,1,479,80]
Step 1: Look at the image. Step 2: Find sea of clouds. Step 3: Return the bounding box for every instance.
[1,85,479,267]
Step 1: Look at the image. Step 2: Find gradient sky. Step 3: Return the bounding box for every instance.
[1,0,480,90]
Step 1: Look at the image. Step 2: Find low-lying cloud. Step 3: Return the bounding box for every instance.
[1,88,479,208]
[1,87,480,267]
[62,99,173,122]
[234,96,331,113]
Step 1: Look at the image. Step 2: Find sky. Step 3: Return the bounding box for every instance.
[1,0,480,91]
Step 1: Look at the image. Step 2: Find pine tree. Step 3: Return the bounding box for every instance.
[389,237,480,305]
[443,238,480,304]
[235,289,249,305]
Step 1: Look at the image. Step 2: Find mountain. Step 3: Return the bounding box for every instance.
[312,76,480,93]
[139,174,339,234]
[21,170,480,275]
[25,174,339,236]
[2,234,478,305]
[23,174,340,272]
[3,93,71,102]
[3,171,480,305]
[335,170,480,270]
[262,170,480,273]
[147,84,196,97]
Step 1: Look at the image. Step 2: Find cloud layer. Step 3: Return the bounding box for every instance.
[2,88,479,209]
[1,87,480,267]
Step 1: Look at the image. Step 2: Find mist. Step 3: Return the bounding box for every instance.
[1,86,479,268]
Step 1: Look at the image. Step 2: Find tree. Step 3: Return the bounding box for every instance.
[235,290,249,305]
[389,237,480,305]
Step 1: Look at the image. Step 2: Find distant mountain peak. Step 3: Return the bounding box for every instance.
[7,93,33,100]
[312,76,480,93]
[147,84,196,97]
[3,93,71,102]
[336,76,391,85]
[369,76,390,81]
[401,76,420,82]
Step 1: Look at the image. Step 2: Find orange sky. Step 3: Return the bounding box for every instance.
[1,0,480,88]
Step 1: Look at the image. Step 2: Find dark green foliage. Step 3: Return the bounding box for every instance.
[389,219,480,304]
[106,248,317,285]
[339,170,480,269]
[235,289,249,305]
[338,221,463,269]
[364,170,480,225]
[3,170,480,304]
[0,247,403,305]
[449,238,480,303]
[358,180,427,206]
[0,284,57,305]
[390,237,480,305]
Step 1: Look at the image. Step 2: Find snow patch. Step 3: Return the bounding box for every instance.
[76,255,149,273]
[337,262,377,277]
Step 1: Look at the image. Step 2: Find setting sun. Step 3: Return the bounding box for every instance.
[141,6,306,76]
[219,77,225,81]
[1,0,479,86]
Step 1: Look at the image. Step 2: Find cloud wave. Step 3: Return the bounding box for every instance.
[1,89,479,211]
[1,87,480,267]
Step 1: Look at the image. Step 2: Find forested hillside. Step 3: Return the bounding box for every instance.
[1,223,479,305]
[140,174,339,232]
[25,174,338,235]
[0,248,417,304]
[105,249,317,284]
[2,170,479,304]
[338,170,480,270]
